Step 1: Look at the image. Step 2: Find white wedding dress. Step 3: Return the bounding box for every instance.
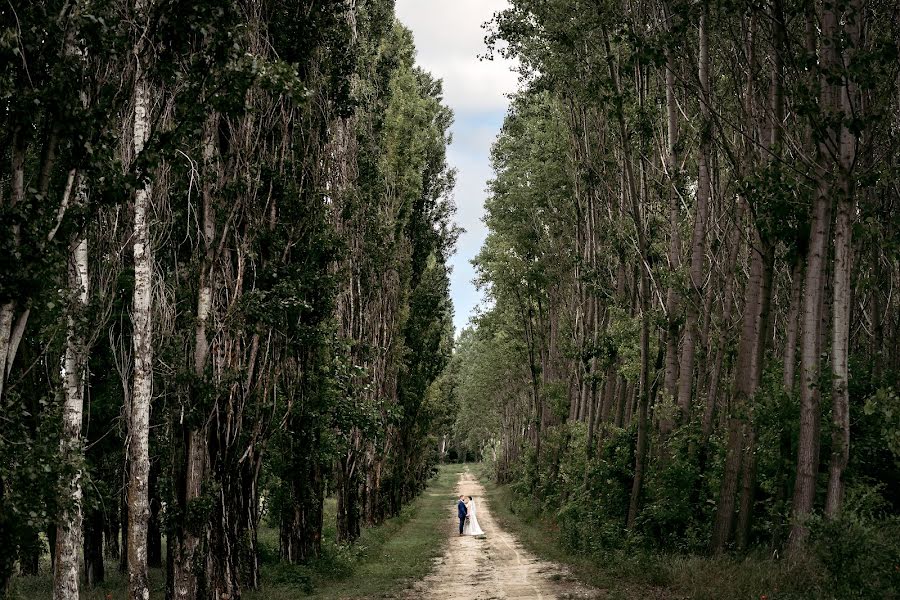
[463,498,485,536]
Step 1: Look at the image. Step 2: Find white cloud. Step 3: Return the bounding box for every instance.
[397,0,518,112]
[396,0,518,333]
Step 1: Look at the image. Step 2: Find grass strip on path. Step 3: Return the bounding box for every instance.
[250,462,464,599]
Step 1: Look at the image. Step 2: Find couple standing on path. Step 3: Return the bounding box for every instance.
[457,494,484,536]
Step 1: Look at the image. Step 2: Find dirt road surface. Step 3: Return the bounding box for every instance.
[405,469,604,600]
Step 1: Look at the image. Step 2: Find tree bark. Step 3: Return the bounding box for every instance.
[824,0,861,518]
[676,8,711,421]
[789,0,841,552]
[660,1,682,435]
[336,445,361,543]
[788,188,832,551]
[54,214,89,600]
[783,257,804,391]
[148,462,162,568]
[84,506,105,587]
[127,3,154,594]
[824,192,853,517]
[0,132,26,403]
[711,227,769,553]
[173,112,218,600]
[701,211,742,446]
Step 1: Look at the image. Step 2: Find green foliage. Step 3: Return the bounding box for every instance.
[863,387,900,464]
[809,484,900,599]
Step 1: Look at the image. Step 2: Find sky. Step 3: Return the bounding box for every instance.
[394,0,518,334]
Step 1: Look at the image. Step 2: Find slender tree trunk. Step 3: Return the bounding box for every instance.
[735,246,774,549]
[789,0,841,552]
[173,113,217,600]
[84,506,105,587]
[0,133,26,403]
[0,301,15,401]
[54,212,89,600]
[711,228,768,553]
[127,3,154,593]
[735,427,757,550]
[148,462,162,568]
[628,265,651,529]
[280,444,324,562]
[120,484,128,574]
[824,193,853,517]
[51,34,91,594]
[676,8,711,421]
[336,446,361,543]
[783,257,804,391]
[660,4,682,434]
[824,0,860,517]
[702,212,742,445]
[789,185,832,552]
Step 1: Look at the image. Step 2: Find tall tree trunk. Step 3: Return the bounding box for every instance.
[148,462,162,568]
[84,506,105,587]
[735,426,757,550]
[336,445,361,543]
[701,212,742,446]
[173,113,217,600]
[824,192,853,517]
[127,2,154,593]
[789,0,841,552]
[54,212,89,600]
[0,301,15,402]
[676,7,711,421]
[735,246,774,550]
[0,132,27,403]
[660,2,682,435]
[600,26,652,529]
[711,228,768,553]
[788,186,832,551]
[783,257,804,391]
[628,263,651,529]
[119,483,128,574]
[824,0,860,518]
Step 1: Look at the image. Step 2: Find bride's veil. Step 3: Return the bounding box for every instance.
[469,498,477,518]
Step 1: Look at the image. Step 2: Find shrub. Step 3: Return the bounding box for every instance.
[810,484,900,599]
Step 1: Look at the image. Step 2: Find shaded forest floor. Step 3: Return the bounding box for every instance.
[8,464,463,599]
[478,469,838,600]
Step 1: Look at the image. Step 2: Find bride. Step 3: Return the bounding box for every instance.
[463,496,484,536]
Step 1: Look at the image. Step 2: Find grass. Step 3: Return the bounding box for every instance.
[8,562,168,600]
[477,471,830,600]
[249,462,463,599]
[8,463,464,600]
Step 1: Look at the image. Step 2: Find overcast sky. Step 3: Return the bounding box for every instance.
[395,0,518,334]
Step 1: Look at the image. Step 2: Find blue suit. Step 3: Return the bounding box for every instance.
[457,499,467,534]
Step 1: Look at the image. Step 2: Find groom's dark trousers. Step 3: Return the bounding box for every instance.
[457,500,467,534]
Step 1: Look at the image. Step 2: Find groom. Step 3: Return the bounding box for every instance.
[457,495,467,536]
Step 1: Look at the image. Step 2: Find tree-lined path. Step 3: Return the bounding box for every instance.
[407,469,601,600]
[2,0,899,599]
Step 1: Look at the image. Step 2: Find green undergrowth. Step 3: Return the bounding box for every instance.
[478,469,860,600]
[9,464,462,600]
[9,562,167,599]
[247,462,462,599]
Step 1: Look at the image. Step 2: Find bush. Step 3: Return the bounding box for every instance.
[810,484,900,599]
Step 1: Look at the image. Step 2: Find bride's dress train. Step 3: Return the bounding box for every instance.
[463,499,484,536]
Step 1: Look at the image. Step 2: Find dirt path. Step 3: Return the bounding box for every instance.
[405,469,604,600]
